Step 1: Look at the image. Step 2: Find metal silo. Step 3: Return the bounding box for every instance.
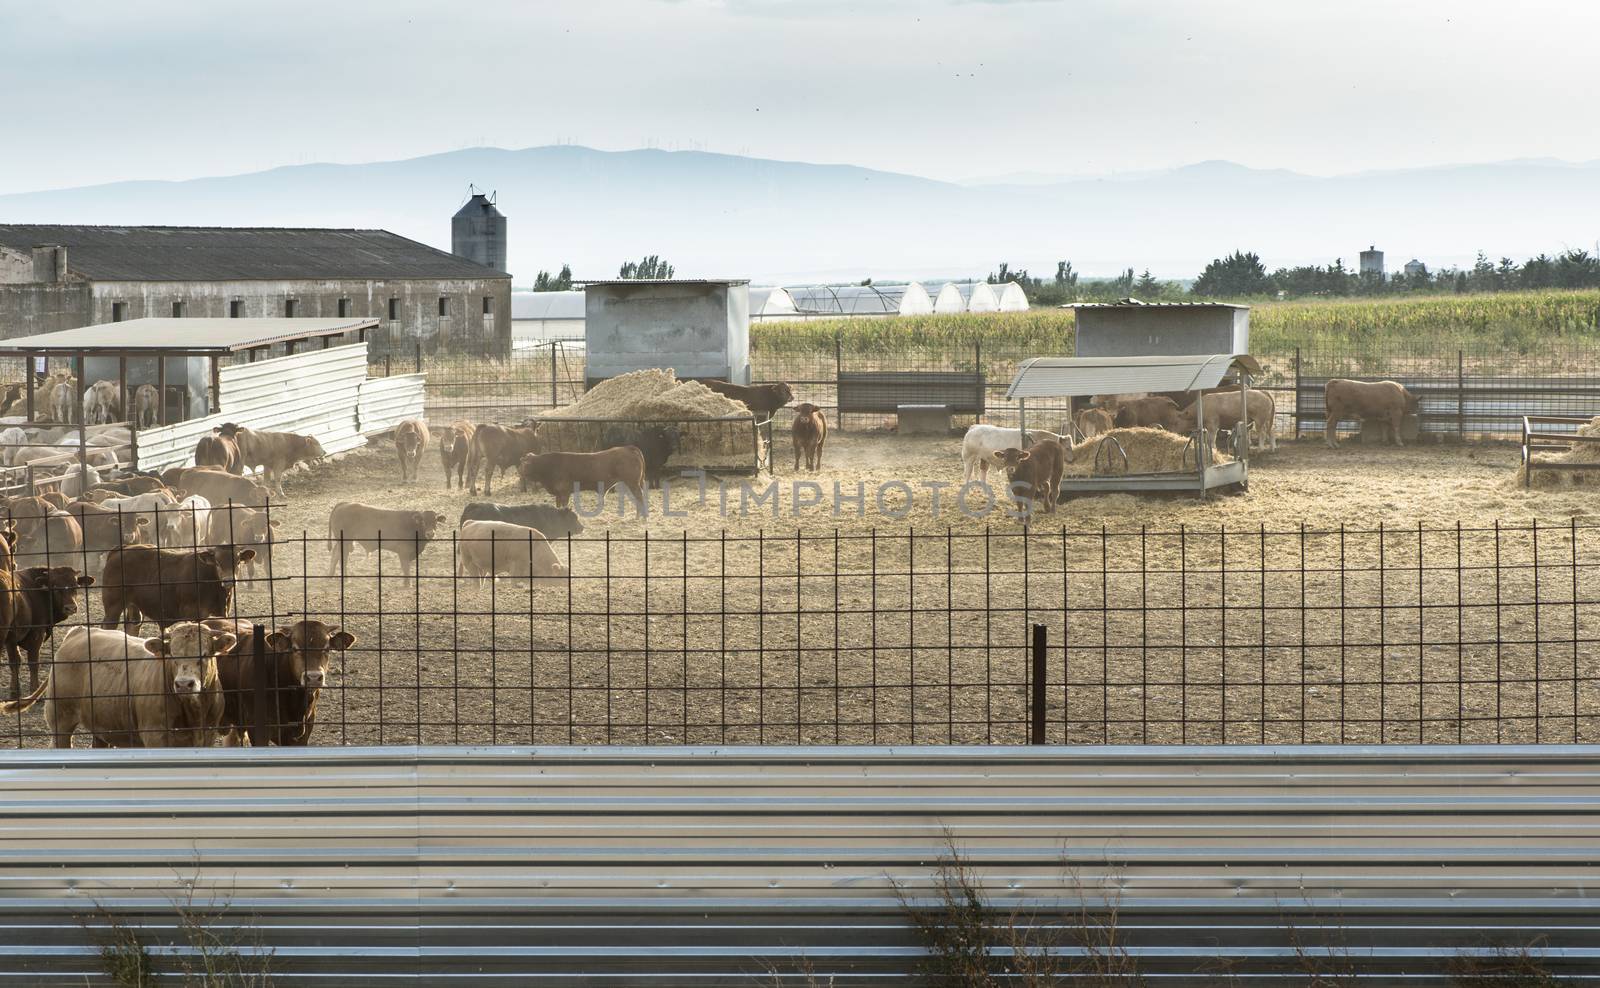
[451,188,507,272]
[1359,245,1384,278]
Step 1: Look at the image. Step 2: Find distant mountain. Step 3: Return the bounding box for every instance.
[2,146,1596,284]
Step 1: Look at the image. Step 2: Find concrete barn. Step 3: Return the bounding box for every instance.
[0,225,512,356]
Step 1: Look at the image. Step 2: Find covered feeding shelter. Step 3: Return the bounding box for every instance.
[0,316,413,481]
[1006,353,1262,494]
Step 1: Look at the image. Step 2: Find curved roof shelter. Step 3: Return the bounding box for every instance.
[748,286,799,321]
[957,282,1000,312]
[926,282,965,313]
[990,281,1029,311]
[789,283,933,317]
[1005,353,1262,400]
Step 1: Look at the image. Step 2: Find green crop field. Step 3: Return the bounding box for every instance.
[750,290,1600,356]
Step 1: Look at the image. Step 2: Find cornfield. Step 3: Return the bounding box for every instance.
[750,289,1600,356]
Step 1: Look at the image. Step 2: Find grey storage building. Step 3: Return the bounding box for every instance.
[1072,299,1250,358]
[583,279,750,386]
[0,224,512,357]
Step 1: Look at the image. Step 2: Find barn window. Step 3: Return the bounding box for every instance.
[388,297,399,320]
[438,296,449,317]
[111,302,127,322]
[337,298,350,317]
[285,298,298,317]
[482,296,493,315]
[171,300,185,318]
[229,300,243,318]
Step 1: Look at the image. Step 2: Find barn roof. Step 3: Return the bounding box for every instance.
[511,291,586,320]
[1005,353,1262,399]
[0,317,378,355]
[0,225,510,281]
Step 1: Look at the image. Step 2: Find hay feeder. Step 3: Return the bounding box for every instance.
[1006,353,1261,495]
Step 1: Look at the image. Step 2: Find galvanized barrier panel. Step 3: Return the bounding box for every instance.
[1,745,1598,985]
[135,345,421,471]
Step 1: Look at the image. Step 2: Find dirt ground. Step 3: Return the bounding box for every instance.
[6,427,1597,750]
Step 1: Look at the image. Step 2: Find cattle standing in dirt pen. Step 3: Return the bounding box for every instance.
[98,545,254,634]
[1323,379,1420,448]
[217,423,326,496]
[1176,388,1278,452]
[458,502,584,539]
[792,402,826,472]
[518,447,646,509]
[466,422,540,495]
[2,565,91,701]
[208,618,356,746]
[438,420,476,490]
[456,520,569,586]
[993,438,1068,515]
[0,622,236,749]
[326,502,448,586]
[394,419,430,483]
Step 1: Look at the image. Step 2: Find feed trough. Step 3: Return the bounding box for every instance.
[1006,353,1261,495]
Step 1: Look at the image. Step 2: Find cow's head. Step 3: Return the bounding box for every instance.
[302,436,328,462]
[771,382,795,407]
[991,447,1030,470]
[18,567,92,624]
[1403,388,1421,414]
[395,425,424,458]
[795,402,819,419]
[277,620,357,691]
[146,621,234,697]
[414,511,447,539]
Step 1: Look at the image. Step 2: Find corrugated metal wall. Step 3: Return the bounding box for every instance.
[135,344,423,471]
[1,745,1597,985]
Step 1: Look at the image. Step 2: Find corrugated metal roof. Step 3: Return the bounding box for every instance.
[1006,353,1262,399]
[1070,298,1248,309]
[0,316,377,354]
[0,225,511,281]
[2,744,1596,983]
[577,278,749,286]
[511,290,586,320]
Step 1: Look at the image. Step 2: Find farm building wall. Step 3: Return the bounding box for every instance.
[0,281,93,337]
[585,282,750,385]
[1074,305,1250,357]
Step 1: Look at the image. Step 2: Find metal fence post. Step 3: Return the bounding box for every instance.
[1293,346,1301,440]
[1457,349,1465,441]
[550,342,559,408]
[1030,623,1047,745]
[251,623,270,745]
[415,341,423,375]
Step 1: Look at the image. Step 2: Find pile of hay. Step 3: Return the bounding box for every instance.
[1064,427,1231,477]
[536,369,760,462]
[1512,416,1600,488]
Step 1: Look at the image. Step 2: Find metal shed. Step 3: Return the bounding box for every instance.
[581,279,751,386]
[1071,299,1249,357]
[0,316,377,425]
[1007,353,1261,493]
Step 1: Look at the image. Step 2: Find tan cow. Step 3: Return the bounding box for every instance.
[204,504,278,580]
[791,403,827,472]
[466,422,541,495]
[456,519,569,586]
[439,420,475,490]
[194,433,242,473]
[992,438,1069,516]
[0,622,235,748]
[134,384,160,429]
[326,502,448,586]
[217,424,325,495]
[1176,388,1278,452]
[82,380,121,425]
[1075,407,1114,439]
[518,447,646,509]
[48,381,74,423]
[1112,396,1182,432]
[166,466,272,508]
[1323,379,1419,448]
[394,419,430,483]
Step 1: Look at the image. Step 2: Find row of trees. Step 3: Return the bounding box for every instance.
[1190,248,1600,299]
[988,261,1186,305]
[531,255,675,290]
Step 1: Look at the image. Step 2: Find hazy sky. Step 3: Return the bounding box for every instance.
[3,0,1597,194]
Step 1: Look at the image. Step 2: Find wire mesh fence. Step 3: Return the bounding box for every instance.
[3,513,1598,749]
[381,338,1600,438]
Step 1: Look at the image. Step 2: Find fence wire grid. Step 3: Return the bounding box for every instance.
[2,513,1599,748]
